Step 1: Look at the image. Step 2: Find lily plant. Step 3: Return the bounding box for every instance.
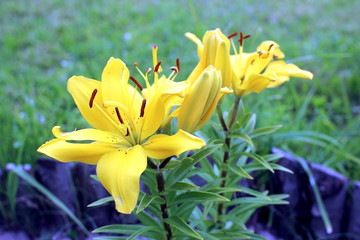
[38,28,313,239]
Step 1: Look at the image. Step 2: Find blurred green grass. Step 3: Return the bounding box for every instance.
[1,0,359,178]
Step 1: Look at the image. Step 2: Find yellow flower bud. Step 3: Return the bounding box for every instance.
[176,66,231,133]
[186,29,234,89]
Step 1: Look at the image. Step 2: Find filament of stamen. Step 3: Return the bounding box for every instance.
[140,99,146,117]
[152,45,158,70]
[89,89,98,108]
[130,76,143,91]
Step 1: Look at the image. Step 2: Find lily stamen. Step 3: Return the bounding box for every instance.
[170,66,178,74]
[238,32,251,46]
[89,89,98,108]
[154,61,162,73]
[115,107,124,124]
[176,58,180,72]
[140,99,146,117]
[227,32,238,39]
[130,76,143,91]
[268,43,274,51]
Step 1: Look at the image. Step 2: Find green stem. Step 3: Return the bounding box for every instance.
[216,97,241,222]
[157,159,173,240]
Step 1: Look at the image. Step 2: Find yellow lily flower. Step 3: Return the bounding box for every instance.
[229,34,313,97]
[185,28,234,88]
[174,66,232,133]
[38,53,205,214]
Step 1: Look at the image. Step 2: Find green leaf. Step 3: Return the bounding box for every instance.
[126,226,158,240]
[238,152,274,173]
[93,224,141,234]
[93,237,127,240]
[283,147,333,234]
[227,196,288,207]
[12,166,89,235]
[170,191,229,206]
[87,196,113,207]
[136,194,164,214]
[208,231,250,239]
[250,124,282,138]
[243,113,256,133]
[166,216,203,239]
[228,132,254,147]
[165,181,199,192]
[237,186,271,200]
[90,174,99,182]
[165,141,222,188]
[229,164,253,179]
[135,210,162,228]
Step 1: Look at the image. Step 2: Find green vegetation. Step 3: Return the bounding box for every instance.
[0,0,358,178]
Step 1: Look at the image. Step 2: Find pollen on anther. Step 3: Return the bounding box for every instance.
[176,58,180,72]
[89,89,98,108]
[146,68,152,75]
[130,76,143,91]
[239,32,251,46]
[115,107,124,124]
[227,32,238,39]
[140,99,146,117]
[268,43,274,51]
[154,61,162,73]
[170,67,178,73]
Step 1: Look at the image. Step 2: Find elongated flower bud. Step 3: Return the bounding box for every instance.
[186,29,234,89]
[177,66,231,133]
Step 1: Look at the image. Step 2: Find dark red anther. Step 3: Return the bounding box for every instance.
[125,128,129,136]
[115,107,124,124]
[89,89,98,108]
[130,76,143,91]
[170,67,178,73]
[239,32,251,46]
[154,61,162,73]
[268,43,274,51]
[133,62,138,67]
[227,32,238,39]
[140,99,146,117]
[243,34,251,39]
[176,58,180,72]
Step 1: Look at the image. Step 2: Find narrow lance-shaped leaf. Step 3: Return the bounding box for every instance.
[166,216,203,240]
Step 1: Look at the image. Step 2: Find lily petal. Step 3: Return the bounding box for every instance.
[52,126,130,146]
[101,57,132,107]
[265,61,313,88]
[238,73,276,97]
[143,130,205,159]
[37,139,116,165]
[257,41,285,59]
[185,32,204,58]
[96,145,147,214]
[67,76,120,133]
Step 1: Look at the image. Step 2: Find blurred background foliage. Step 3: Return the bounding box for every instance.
[0,0,359,180]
